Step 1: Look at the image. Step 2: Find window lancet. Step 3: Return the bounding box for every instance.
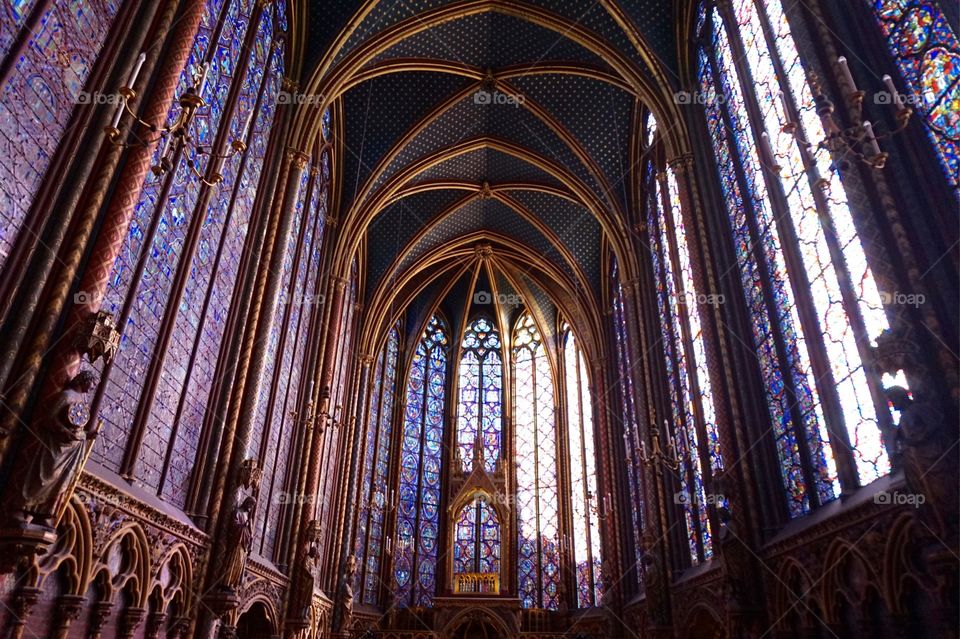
[453,495,501,589]
[457,317,502,472]
[93,0,287,513]
[355,326,401,605]
[563,327,604,607]
[0,0,121,273]
[611,259,645,589]
[513,313,560,610]
[394,315,447,607]
[644,145,719,564]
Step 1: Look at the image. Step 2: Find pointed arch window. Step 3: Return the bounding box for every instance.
[453,495,501,582]
[355,325,400,605]
[870,0,959,190]
[513,313,560,610]
[610,258,644,588]
[696,0,893,516]
[457,317,502,472]
[394,315,447,607]
[644,123,722,565]
[563,326,604,607]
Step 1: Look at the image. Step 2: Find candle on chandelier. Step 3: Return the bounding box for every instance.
[158,133,173,163]
[862,121,882,157]
[837,56,857,93]
[759,132,777,168]
[109,99,124,129]
[779,91,792,126]
[241,109,255,141]
[882,74,906,114]
[127,52,146,88]
[197,62,210,97]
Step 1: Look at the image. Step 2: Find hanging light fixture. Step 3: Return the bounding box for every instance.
[105,57,252,186]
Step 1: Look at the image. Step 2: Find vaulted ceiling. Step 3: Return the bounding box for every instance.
[297,0,692,355]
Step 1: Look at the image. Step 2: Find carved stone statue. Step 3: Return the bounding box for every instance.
[599,557,617,607]
[717,505,752,610]
[221,496,256,591]
[886,386,958,533]
[6,370,98,527]
[292,542,319,622]
[640,549,669,627]
[338,555,358,627]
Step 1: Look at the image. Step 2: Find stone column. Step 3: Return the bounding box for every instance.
[330,354,373,632]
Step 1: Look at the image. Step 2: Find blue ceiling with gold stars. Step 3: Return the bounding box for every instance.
[303,0,682,327]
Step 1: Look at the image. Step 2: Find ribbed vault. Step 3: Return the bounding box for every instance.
[296,0,692,355]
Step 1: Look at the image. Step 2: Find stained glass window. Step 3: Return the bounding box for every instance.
[94,0,288,504]
[452,496,501,587]
[696,0,893,516]
[563,326,604,608]
[644,150,716,565]
[457,317,502,472]
[611,258,644,589]
[0,0,121,271]
[163,4,283,509]
[870,0,960,190]
[394,315,447,607]
[513,314,560,610]
[355,326,400,605]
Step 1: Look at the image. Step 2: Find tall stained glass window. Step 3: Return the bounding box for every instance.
[355,325,400,605]
[644,125,721,564]
[457,317,502,472]
[697,0,892,517]
[563,326,604,607]
[870,0,960,190]
[611,258,644,589]
[394,316,447,607]
[0,0,121,270]
[93,0,288,512]
[513,314,560,610]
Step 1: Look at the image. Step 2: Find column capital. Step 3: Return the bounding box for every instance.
[619,278,642,300]
[331,275,349,292]
[281,76,299,94]
[666,154,695,172]
[286,148,310,169]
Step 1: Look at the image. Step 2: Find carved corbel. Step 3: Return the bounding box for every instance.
[119,606,147,639]
[73,310,121,365]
